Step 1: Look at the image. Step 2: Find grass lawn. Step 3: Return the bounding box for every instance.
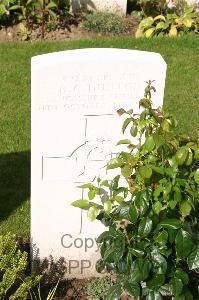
[0,35,199,238]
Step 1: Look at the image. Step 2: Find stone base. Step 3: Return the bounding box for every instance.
[71,0,127,15]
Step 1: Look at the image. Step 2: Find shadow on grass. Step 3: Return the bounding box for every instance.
[0,151,30,221]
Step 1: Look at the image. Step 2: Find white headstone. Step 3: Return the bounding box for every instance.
[31,48,167,278]
[71,0,127,15]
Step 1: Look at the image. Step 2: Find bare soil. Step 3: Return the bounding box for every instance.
[0,16,140,42]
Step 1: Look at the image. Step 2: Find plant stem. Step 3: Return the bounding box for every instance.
[124,228,131,245]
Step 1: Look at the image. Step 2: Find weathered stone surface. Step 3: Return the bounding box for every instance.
[71,0,127,15]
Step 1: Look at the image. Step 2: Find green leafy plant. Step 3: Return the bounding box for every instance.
[18,21,31,40]
[87,276,113,300]
[34,0,57,38]
[136,7,199,37]
[0,233,41,299]
[9,0,36,36]
[139,0,167,16]
[82,11,126,34]
[0,0,11,20]
[72,82,199,299]
[0,0,71,39]
[0,0,20,24]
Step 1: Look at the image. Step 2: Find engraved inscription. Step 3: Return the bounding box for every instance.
[37,72,144,112]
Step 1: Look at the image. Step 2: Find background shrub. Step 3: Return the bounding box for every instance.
[139,0,168,16]
[82,11,126,34]
[0,233,41,299]
[72,82,199,299]
[136,6,199,38]
[87,276,113,300]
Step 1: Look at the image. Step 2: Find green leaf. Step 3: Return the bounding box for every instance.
[159,284,173,296]
[119,206,130,219]
[138,166,152,179]
[78,183,93,189]
[175,147,188,166]
[46,1,57,9]
[88,206,99,221]
[129,248,144,257]
[130,258,151,282]
[151,249,167,274]
[111,175,120,190]
[71,199,89,208]
[97,231,112,243]
[156,21,167,30]
[158,245,172,258]
[151,166,164,175]
[139,16,154,30]
[119,205,138,222]
[117,139,132,145]
[169,200,178,209]
[147,274,165,291]
[187,245,199,270]
[9,4,21,10]
[171,277,183,296]
[162,119,170,132]
[146,291,163,300]
[107,158,123,170]
[124,281,140,297]
[168,229,178,243]
[122,118,132,134]
[153,185,163,198]
[104,200,112,214]
[153,134,165,149]
[138,217,153,237]
[106,284,121,300]
[163,182,172,199]
[100,180,109,187]
[185,150,193,166]
[127,109,134,114]
[134,190,149,216]
[175,269,189,285]
[154,201,163,214]
[194,149,199,160]
[130,125,138,137]
[180,201,192,217]
[128,206,138,224]
[145,136,155,152]
[174,187,182,202]
[117,259,128,274]
[183,18,193,28]
[175,229,193,258]
[95,259,105,273]
[113,238,125,262]
[159,219,182,230]
[120,152,137,165]
[121,165,132,178]
[88,189,95,200]
[173,290,193,300]
[165,166,175,178]
[155,230,168,245]
[102,243,114,262]
[194,169,199,184]
[114,195,124,204]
